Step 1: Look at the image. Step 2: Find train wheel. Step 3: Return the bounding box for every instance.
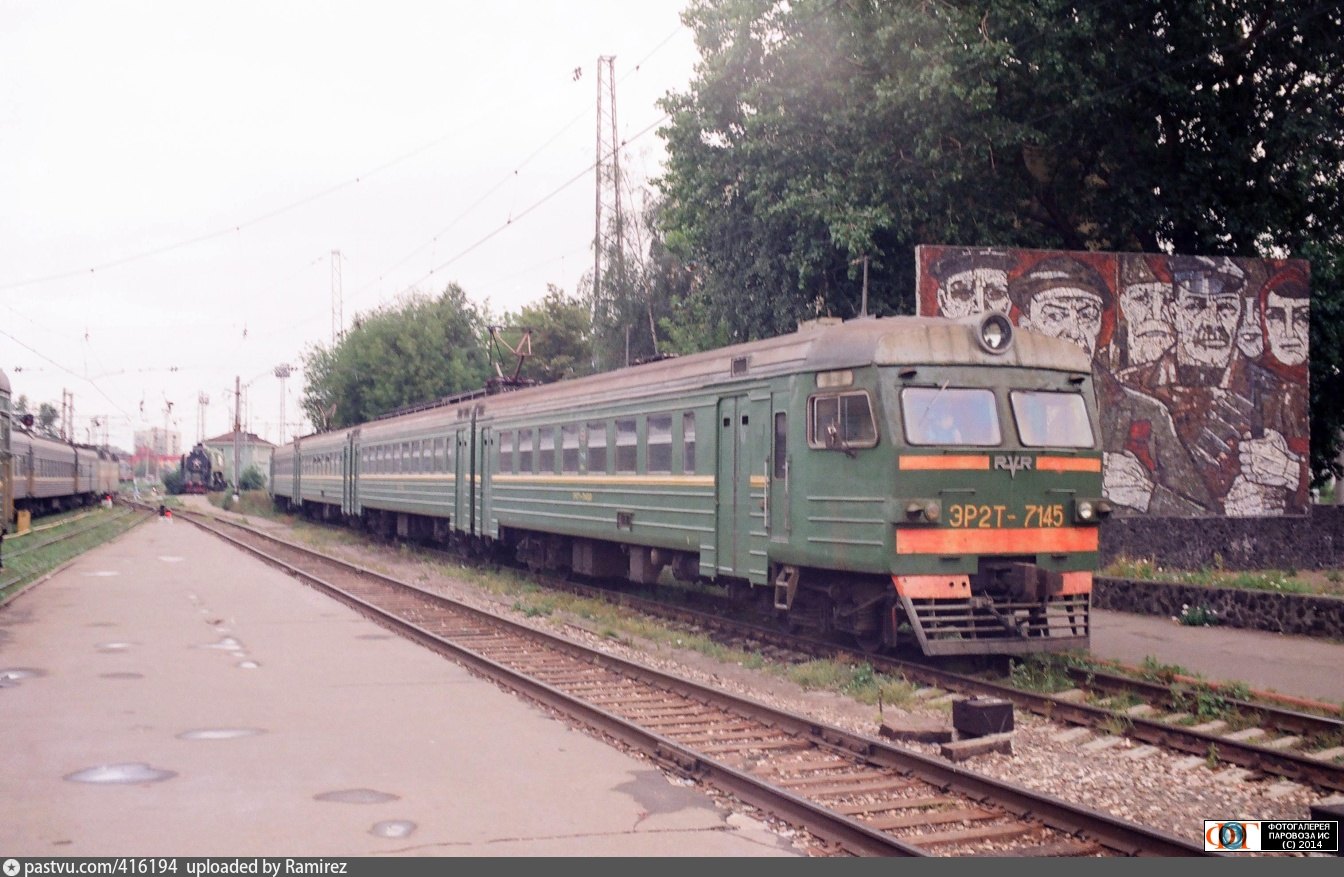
[853,631,885,653]
[852,603,896,654]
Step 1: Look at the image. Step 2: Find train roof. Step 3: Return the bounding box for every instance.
[0,368,9,395]
[287,315,1091,441]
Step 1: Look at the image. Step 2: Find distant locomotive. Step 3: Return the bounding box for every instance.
[272,314,1109,657]
[1,368,121,529]
[181,443,227,494]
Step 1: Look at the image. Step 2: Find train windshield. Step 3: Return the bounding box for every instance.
[1010,390,1094,448]
[901,387,1000,446]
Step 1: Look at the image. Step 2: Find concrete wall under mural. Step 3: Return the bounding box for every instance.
[915,245,1311,517]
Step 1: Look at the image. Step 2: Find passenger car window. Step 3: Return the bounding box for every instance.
[615,418,637,473]
[586,422,607,473]
[682,412,696,473]
[648,415,672,473]
[561,424,580,473]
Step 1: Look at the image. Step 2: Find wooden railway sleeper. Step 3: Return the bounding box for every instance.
[651,742,705,779]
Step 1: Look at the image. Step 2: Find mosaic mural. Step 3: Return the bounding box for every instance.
[916,245,1311,517]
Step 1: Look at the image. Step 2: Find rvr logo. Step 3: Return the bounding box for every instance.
[993,455,1033,478]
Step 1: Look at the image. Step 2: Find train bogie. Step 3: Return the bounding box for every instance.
[272,314,1107,658]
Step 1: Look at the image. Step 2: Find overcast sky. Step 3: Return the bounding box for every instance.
[0,0,698,453]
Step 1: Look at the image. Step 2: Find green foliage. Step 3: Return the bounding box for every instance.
[36,402,60,439]
[300,284,493,429]
[1008,654,1076,693]
[239,465,266,491]
[162,466,185,495]
[1177,604,1221,626]
[501,285,595,383]
[656,0,1344,471]
[1104,553,1320,594]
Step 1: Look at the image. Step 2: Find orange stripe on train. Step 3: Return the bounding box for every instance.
[1034,456,1102,473]
[891,571,1092,597]
[896,527,1099,554]
[898,455,990,471]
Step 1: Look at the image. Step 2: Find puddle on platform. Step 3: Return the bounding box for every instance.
[96,642,134,653]
[237,660,260,670]
[177,728,265,741]
[99,672,144,680]
[158,556,185,563]
[200,637,243,652]
[82,571,121,577]
[64,763,177,784]
[370,820,416,839]
[315,788,400,804]
[0,667,45,687]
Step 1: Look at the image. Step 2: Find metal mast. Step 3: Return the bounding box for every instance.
[331,250,344,345]
[593,54,622,368]
[274,363,293,446]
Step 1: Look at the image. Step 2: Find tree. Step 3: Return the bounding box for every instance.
[656,0,1344,483]
[162,466,185,495]
[36,402,59,439]
[300,284,493,429]
[239,465,267,490]
[500,285,596,384]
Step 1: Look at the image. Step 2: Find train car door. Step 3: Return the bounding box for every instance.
[453,425,469,538]
[715,395,760,581]
[290,440,301,505]
[477,423,494,538]
[0,406,10,527]
[768,390,790,544]
[344,429,359,516]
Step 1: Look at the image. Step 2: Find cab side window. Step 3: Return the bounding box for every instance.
[808,391,878,449]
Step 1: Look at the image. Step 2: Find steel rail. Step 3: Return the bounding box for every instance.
[184,509,1208,857]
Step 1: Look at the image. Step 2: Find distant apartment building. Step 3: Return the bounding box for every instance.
[131,427,182,480]
[133,427,181,457]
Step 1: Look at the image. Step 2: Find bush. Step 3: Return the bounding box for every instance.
[239,465,267,490]
[162,467,185,495]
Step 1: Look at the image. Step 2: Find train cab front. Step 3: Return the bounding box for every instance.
[886,313,1108,656]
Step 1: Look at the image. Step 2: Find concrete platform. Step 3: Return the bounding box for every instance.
[0,518,801,857]
[1090,608,1344,704]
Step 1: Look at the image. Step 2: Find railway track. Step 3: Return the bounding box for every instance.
[167,499,1344,797]
[515,568,1344,795]
[180,508,1205,857]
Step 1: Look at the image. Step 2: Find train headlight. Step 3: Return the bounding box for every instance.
[904,499,941,523]
[976,312,1014,354]
[1074,498,1112,523]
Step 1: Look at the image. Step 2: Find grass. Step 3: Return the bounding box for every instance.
[209,489,281,518]
[1102,554,1336,596]
[1,506,145,603]
[1007,653,1085,694]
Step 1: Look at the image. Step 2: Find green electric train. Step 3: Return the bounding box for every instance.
[0,369,122,533]
[272,313,1109,656]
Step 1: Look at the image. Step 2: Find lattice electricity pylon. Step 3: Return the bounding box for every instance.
[592,55,625,337]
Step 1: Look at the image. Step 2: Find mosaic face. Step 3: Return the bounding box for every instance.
[1234,293,1265,358]
[1173,281,1240,368]
[936,266,1010,319]
[1119,280,1174,365]
[1264,290,1309,366]
[1021,286,1103,358]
